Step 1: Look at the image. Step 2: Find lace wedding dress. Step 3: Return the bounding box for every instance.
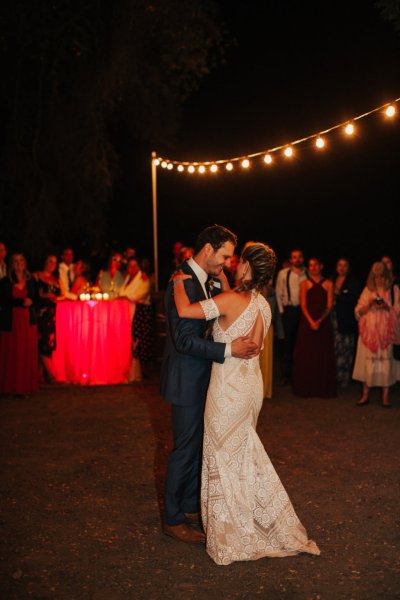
[199,290,320,565]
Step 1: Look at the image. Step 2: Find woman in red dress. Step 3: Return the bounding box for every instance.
[292,257,337,398]
[0,253,39,395]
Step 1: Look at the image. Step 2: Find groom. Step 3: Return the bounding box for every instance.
[160,224,260,544]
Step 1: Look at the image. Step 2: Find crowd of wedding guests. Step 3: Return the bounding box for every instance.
[1,238,399,405]
[271,249,400,407]
[0,242,155,396]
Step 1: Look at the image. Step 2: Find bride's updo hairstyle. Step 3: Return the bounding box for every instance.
[237,242,277,292]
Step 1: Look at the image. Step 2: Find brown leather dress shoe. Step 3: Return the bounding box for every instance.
[162,522,205,544]
[184,511,201,524]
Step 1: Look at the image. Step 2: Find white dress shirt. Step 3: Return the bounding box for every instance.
[59,262,77,300]
[187,258,231,358]
[275,267,308,314]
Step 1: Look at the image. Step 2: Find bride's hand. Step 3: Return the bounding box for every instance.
[216,268,230,290]
[171,270,192,283]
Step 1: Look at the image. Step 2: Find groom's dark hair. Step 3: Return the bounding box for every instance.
[194,224,237,255]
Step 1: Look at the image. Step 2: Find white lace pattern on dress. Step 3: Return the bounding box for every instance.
[199,298,220,321]
[201,290,320,565]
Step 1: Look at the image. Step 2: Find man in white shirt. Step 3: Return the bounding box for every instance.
[275,249,308,382]
[0,242,7,279]
[59,248,76,300]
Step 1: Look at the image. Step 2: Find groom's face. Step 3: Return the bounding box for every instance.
[205,241,235,276]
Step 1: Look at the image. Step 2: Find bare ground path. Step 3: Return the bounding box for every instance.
[1,377,400,600]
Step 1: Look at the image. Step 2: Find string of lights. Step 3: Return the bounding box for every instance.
[153,98,399,174]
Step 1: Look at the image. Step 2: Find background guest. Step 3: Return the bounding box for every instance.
[59,247,76,300]
[121,246,137,275]
[224,253,239,288]
[0,253,39,395]
[97,252,124,297]
[34,254,63,381]
[0,241,7,279]
[178,246,194,263]
[119,258,152,381]
[161,241,183,288]
[381,255,398,285]
[275,248,308,383]
[331,258,360,388]
[70,259,91,296]
[353,261,400,407]
[292,257,337,398]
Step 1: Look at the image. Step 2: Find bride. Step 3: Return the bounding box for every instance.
[172,241,320,565]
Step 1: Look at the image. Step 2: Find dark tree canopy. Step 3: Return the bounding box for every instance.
[0,0,225,262]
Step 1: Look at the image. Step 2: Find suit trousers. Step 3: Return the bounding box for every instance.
[281,306,302,379]
[164,401,205,525]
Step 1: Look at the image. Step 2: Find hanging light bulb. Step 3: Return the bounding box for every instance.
[188,165,195,173]
[263,154,273,164]
[167,163,173,170]
[177,165,184,172]
[161,161,168,168]
[154,158,160,166]
[226,162,233,171]
[210,164,218,173]
[198,165,206,174]
[344,123,355,136]
[385,104,396,117]
[315,136,325,149]
[241,159,250,169]
[284,146,293,158]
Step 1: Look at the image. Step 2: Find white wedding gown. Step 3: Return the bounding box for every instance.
[199,290,320,565]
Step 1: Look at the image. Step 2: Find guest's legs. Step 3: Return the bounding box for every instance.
[357,383,369,405]
[382,386,391,407]
[281,307,301,380]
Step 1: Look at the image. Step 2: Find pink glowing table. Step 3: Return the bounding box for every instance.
[50,299,132,385]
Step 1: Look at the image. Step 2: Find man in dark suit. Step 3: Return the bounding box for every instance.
[160,225,260,544]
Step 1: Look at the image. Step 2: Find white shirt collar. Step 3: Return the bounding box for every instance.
[187,257,208,287]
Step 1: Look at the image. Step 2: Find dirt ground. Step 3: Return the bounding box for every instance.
[1,367,400,600]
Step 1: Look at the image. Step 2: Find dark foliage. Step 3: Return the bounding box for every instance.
[0,0,226,262]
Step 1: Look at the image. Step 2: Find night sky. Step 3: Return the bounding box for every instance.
[125,1,400,283]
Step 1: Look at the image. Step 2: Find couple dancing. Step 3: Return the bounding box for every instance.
[160,225,319,566]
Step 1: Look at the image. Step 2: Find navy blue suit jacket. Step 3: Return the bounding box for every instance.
[160,261,226,406]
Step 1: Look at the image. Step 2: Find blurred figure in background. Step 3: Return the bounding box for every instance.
[35,255,63,382]
[0,253,39,395]
[70,259,91,296]
[59,248,76,300]
[225,253,239,288]
[275,249,308,383]
[119,258,152,381]
[381,255,398,285]
[162,241,183,288]
[353,261,400,407]
[121,246,137,275]
[0,242,7,279]
[292,257,337,398]
[97,252,124,297]
[178,246,194,263]
[331,258,359,388]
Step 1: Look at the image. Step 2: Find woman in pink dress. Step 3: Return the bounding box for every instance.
[0,253,39,395]
[292,257,337,398]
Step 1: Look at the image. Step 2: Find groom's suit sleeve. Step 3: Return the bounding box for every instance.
[165,279,226,364]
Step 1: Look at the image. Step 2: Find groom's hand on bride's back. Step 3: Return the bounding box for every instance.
[231,336,260,359]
